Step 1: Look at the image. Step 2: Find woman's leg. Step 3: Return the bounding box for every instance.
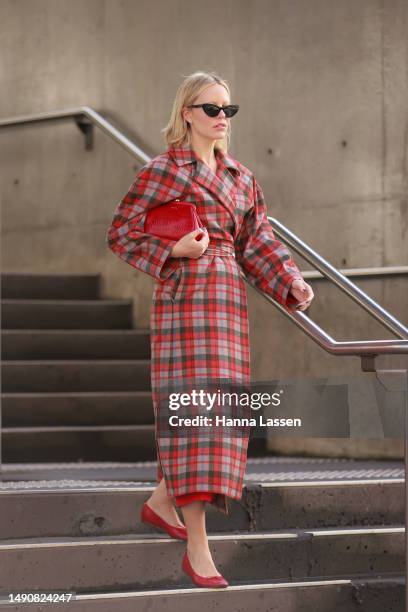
[180,500,222,577]
[146,477,185,528]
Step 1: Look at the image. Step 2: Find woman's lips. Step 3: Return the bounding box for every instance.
[214,124,226,129]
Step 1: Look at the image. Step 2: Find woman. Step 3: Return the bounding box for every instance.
[106,71,314,588]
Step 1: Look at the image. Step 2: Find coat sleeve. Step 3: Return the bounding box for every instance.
[234,176,304,307]
[106,163,180,282]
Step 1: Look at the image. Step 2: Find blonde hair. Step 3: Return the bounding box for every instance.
[161,71,232,152]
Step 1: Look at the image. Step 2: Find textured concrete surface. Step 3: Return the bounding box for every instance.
[0,455,403,486]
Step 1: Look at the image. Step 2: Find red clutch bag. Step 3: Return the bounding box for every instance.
[144,199,205,241]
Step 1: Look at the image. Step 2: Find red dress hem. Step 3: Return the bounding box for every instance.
[174,492,215,506]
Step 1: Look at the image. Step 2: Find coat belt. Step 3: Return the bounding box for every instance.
[203,242,236,258]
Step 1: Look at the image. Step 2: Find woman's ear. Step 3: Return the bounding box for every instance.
[182,107,191,125]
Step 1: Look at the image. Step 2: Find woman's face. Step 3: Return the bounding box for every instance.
[183,83,230,143]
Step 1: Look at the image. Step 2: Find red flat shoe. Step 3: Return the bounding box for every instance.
[140,501,188,540]
[182,550,229,588]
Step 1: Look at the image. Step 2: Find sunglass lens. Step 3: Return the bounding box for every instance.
[224,105,239,117]
[203,104,220,117]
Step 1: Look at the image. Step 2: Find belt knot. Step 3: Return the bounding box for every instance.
[204,242,235,258]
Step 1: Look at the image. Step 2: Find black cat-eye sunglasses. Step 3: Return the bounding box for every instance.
[187,103,239,118]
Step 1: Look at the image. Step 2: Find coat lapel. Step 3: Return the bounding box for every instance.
[167,142,241,234]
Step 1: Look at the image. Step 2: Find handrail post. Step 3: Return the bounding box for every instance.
[74,116,94,151]
[360,354,378,372]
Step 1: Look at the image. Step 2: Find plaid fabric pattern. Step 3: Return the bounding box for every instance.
[235,178,304,306]
[106,142,304,515]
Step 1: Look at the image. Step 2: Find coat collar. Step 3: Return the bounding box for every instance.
[167,141,241,176]
[167,142,241,238]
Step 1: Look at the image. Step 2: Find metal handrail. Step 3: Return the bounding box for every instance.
[259,217,408,356]
[249,275,408,355]
[0,106,151,162]
[1,106,407,365]
[272,217,408,338]
[241,219,408,369]
[302,266,408,279]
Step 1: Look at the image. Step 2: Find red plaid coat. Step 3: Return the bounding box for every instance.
[106,142,304,515]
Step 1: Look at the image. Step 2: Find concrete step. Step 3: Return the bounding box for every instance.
[1,425,157,462]
[1,273,101,300]
[1,329,151,360]
[0,576,404,612]
[1,392,154,426]
[0,481,403,539]
[2,360,151,392]
[1,299,133,329]
[1,456,402,484]
[0,528,403,593]
[1,426,265,463]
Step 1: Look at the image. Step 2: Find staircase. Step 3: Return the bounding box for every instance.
[0,273,405,610]
[0,477,404,610]
[1,272,265,463]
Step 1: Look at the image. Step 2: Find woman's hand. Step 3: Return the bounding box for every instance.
[171,228,209,259]
[289,279,314,311]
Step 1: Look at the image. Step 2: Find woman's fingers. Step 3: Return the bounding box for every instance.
[296,299,312,311]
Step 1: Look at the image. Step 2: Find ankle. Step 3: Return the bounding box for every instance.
[148,490,171,504]
[187,541,210,554]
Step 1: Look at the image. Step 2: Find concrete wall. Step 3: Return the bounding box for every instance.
[1,0,407,455]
